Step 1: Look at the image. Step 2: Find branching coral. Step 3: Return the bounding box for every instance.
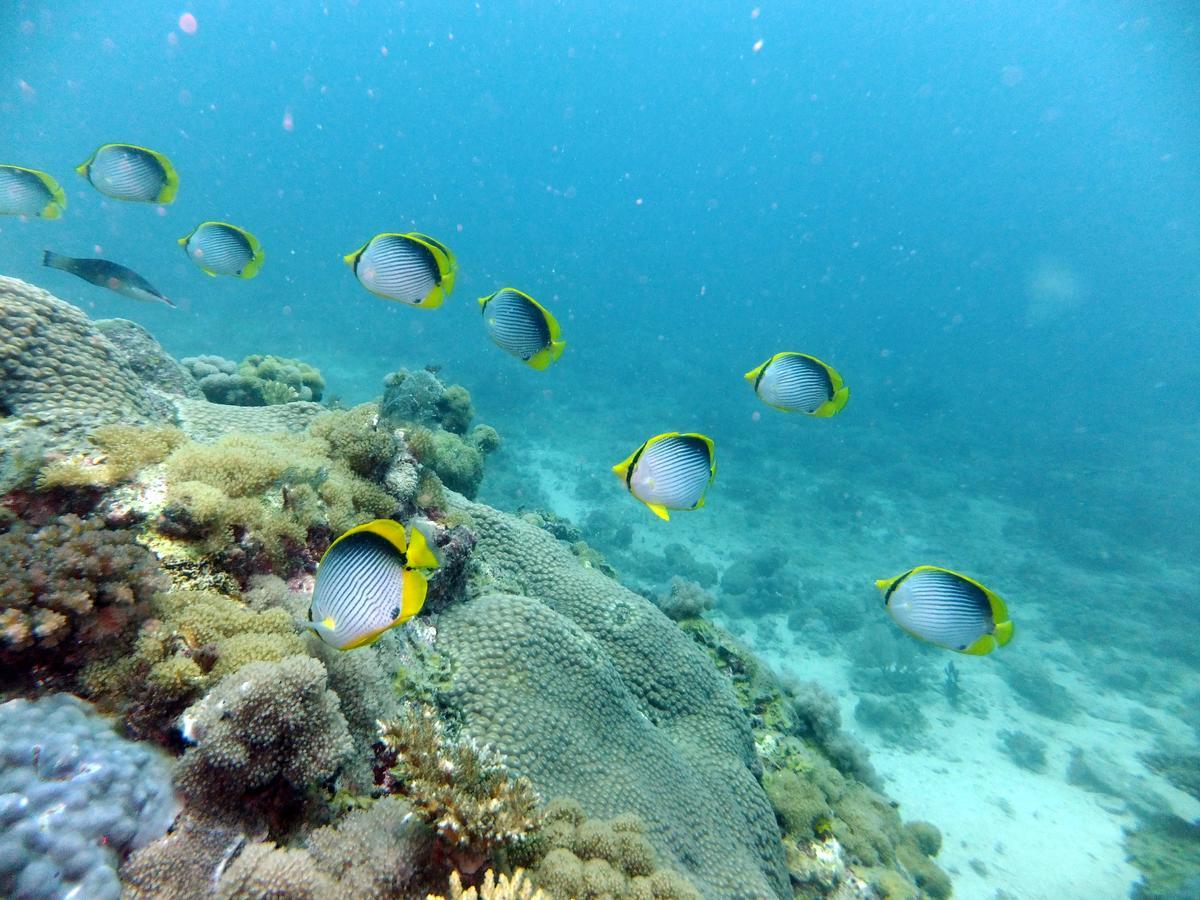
[431,868,546,900]
[174,655,352,828]
[0,514,166,681]
[376,704,543,867]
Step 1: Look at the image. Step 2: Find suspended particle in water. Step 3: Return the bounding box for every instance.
[282,109,294,131]
[178,12,198,35]
[752,39,764,53]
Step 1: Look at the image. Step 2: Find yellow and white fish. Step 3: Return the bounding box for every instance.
[744,352,849,417]
[612,432,716,521]
[344,232,456,308]
[478,287,566,369]
[306,519,440,650]
[0,165,66,218]
[179,221,265,278]
[875,566,1013,655]
[76,143,179,204]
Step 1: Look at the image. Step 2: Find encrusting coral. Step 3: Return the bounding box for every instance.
[0,514,167,684]
[376,703,543,869]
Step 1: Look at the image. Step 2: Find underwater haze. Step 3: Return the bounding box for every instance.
[3,1,1200,898]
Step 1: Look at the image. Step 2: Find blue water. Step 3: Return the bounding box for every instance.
[3,2,1199,895]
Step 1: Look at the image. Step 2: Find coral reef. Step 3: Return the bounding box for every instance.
[435,496,790,898]
[432,868,545,900]
[376,704,542,868]
[653,576,716,621]
[83,589,307,740]
[182,353,325,406]
[1140,746,1200,802]
[0,275,170,431]
[174,655,352,829]
[997,657,1079,721]
[0,694,178,900]
[173,397,325,443]
[998,729,1048,772]
[854,695,931,748]
[95,318,204,400]
[37,423,185,490]
[530,797,700,899]
[1126,814,1200,900]
[0,514,167,687]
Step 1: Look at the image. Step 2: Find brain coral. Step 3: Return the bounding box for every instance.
[0,276,169,429]
[0,694,178,900]
[435,496,789,898]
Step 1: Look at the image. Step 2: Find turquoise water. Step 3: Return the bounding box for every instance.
[3,2,1199,896]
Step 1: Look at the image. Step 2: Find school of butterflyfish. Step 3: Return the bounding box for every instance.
[4,144,1015,656]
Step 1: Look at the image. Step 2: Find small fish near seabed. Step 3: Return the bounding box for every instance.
[76,143,179,204]
[305,519,441,650]
[178,221,265,278]
[612,432,717,521]
[745,351,850,417]
[0,165,67,219]
[343,232,457,308]
[875,565,1014,655]
[43,250,174,307]
[478,287,566,369]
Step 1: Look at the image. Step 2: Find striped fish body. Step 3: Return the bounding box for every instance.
[0,165,66,218]
[877,566,1014,655]
[306,519,439,650]
[479,288,566,369]
[43,250,174,306]
[344,232,456,308]
[77,143,179,204]
[179,221,265,278]
[744,352,849,416]
[612,432,716,521]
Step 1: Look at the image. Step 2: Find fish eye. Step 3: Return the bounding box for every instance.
[390,605,401,619]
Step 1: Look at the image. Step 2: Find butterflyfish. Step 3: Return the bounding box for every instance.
[76,143,179,204]
[875,566,1013,655]
[179,221,265,278]
[744,352,849,417]
[478,287,566,369]
[306,519,441,651]
[43,250,174,307]
[0,165,67,219]
[343,232,457,308]
[612,432,716,521]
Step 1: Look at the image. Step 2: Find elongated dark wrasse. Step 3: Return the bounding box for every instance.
[43,250,174,307]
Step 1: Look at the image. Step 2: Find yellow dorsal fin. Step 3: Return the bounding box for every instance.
[319,518,407,566]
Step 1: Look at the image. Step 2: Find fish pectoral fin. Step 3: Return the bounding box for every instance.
[646,502,671,521]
